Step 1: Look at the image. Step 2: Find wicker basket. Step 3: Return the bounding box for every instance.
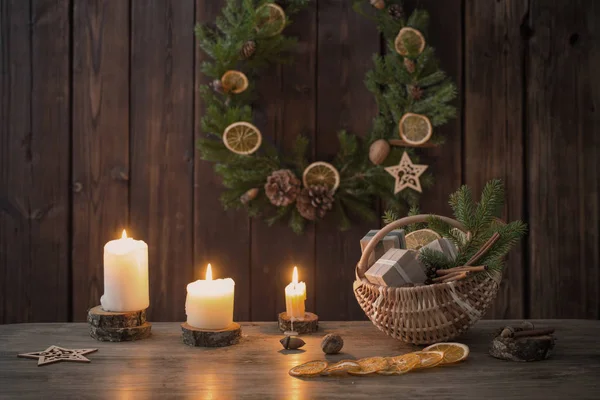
[354,214,502,345]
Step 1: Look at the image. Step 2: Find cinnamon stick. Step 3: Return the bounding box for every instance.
[432,272,462,283]
[441,271,469,283]
[465,232,500,266]
[512,328,555,339]
[436,266,487,276]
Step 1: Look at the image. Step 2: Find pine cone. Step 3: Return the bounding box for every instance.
[388,4,404,20]
[296,185,334,221]
[240,40,256,60]
[409,85,423,100]
[264,169,301,207]
[404,58,415,74]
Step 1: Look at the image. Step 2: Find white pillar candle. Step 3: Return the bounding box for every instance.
[285,266,306,320]
[185,264,235,330]
[101,230,149,312]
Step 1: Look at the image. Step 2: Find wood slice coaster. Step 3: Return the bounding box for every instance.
[489,334,555,362]
[181,322,242,347]
[278,312,319,334]
[87,305,147,329]
[90,322,152,342]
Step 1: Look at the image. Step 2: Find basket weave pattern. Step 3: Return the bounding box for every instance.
[354,215,501,345]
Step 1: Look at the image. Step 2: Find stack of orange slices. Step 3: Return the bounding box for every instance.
[288,342,469,378]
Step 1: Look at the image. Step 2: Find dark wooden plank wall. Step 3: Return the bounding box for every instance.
[1,0,598,323]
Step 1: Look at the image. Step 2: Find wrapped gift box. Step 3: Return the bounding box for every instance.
[420,238,458,261]
[360,229,406,268]
[365,248,427,287]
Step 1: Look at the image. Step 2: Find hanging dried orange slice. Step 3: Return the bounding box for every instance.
[221,70,249,94]
[405,229,441,250]
[379,353,421,375]
[222,122,262,155]
[302,162,340,192]
[347,357,389,376]
[255,3,286,38]
[399,113,433,145]
[423,343,470,364]
[412,351,445,369]
[395,27,426,56]
[289,360,329,377]
[321,360,360,375]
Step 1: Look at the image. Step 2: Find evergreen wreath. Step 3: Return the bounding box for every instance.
[195,0,457,234]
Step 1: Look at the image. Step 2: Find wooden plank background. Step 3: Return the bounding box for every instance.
[1,0,598,323]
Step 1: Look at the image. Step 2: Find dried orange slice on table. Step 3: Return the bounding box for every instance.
[222,122,262,155]
[347,357,389,376]
[379,353,421,375]
[405,229,441,250]
[289,360,329,377]
[412,351,445,369]
[423,343,470,364]
[302,162,340,192]
[399,113,433,145]
[255,3,286,38]
[395,27,426,56]
[321,360,360,375]
[221,70,248,94]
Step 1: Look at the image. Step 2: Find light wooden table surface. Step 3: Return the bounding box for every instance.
[0,320,599,399]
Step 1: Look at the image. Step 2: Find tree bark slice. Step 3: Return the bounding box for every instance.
[489,334,555,362]
[90,322,152,342]
[181,322,242,347]
[278,312,319,334]
[87,306,146,329]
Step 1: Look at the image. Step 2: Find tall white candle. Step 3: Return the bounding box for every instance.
[285,266,306,320]
[185,264,235,330]
[101,230,149,312]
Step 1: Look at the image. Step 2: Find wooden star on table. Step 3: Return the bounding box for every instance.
[385,151,428,194]
[18,345,98,367]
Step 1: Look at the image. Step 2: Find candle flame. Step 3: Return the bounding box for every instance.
[121,229,127,239]
[292,266,298,285]
[206,263,213,281]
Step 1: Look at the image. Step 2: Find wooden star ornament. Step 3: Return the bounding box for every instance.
[385,151,428,194]
[18,345,98,366]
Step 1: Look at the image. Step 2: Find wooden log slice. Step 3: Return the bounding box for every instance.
[181,322,242,347]
[87,305,146,329]
[90,322,152,342]
[489,334,555,362]
[278,312,319,334]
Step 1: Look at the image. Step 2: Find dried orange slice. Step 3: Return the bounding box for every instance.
[395,27,426,56]
[222,122,262,155]
[399,113,433,145]
[347,357,389,376]
[302,162,340,192]
[423,343,470,364]
[221,70,248,94]
[321,360,360,375]
[289,360,328,377]
[379,353,421,375]
[256,3,286,38]
[405,229,441,250]
[413,351,444,369]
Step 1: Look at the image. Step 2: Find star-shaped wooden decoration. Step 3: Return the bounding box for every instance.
[385,151,428,193]
[18,345,98,367]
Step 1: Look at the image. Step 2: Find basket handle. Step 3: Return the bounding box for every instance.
[356,214,467,279]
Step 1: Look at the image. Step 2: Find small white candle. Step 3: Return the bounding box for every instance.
[186,264,235,330]
[101,230,149,312]
[285,266,306,320]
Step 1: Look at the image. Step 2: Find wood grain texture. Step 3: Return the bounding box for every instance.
[194,1,252,322]
[250,1,318,322]
[1,320,599,399]
[314,0,378,321]
[71,0,130,322]
[527,0,600,318]
[0,0,70,323]
[130,0,195,322]
[464,0,528,319]
[407,0,463,217]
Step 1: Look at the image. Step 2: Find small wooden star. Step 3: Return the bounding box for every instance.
[385,151,428,193]
[18,345,98,367]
